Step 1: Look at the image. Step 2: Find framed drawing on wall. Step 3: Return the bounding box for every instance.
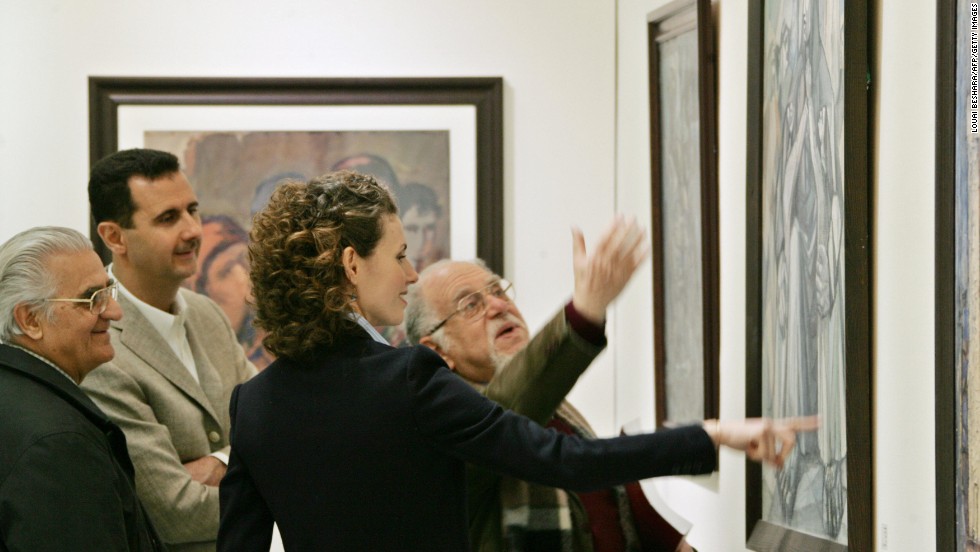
[935,0,980,550]
[88,77,503,366]
[744,1,873,551]
[647,0,719,428]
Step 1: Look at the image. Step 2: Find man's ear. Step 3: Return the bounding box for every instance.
[418,335,455,371]
[97,221,126,256]
[341,246,359,286]
[12,303,43,341]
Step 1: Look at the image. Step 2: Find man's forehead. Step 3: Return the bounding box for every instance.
[129,173,197,213]
[48,250,108,294]
[429,262,497,303]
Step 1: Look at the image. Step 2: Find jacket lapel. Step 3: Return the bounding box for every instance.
[183,299,226,416]
[0,344,104,421]
[113,294,220,421]
[0,344,136,475]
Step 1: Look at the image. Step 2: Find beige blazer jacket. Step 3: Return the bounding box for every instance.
[82,289,256,552]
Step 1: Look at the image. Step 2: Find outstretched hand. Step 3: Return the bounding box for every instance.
[703,416,820,469]
[571,215,650,324]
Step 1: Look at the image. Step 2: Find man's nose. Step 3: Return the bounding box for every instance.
[484,293,510,318]
[181,213,203,241]
[102,296,123,321]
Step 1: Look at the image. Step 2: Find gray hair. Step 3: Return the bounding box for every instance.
[404,257,492,345]
[0,226,94,342]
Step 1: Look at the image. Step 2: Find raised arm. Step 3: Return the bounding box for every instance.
[485,216,650,422]
[570,215,650,324]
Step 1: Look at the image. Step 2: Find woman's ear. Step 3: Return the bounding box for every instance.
[97,221,126,256]
[13,303,43,341]
[341,246,359,285]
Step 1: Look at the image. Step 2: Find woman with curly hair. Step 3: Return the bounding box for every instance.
[217,171,814,551]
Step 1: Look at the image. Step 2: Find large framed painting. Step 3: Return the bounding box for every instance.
[936,0,980,550]
[647,0,719,428]
[744,1,873,550]
[89,77,503,367]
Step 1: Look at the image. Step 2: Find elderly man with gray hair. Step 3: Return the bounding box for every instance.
[406,216,817,552]
[404,216,704,552]
[0,226,164,551]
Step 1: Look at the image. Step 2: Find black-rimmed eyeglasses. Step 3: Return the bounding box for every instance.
[427,279,515,336]
[47,282,118,315]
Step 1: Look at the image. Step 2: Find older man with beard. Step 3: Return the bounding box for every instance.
[405,217,698,552]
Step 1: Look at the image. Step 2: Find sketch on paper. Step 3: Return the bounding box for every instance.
[956,0,980,547]
[759,0,847,543]
[659,27,706,423]
[144,131,451,367]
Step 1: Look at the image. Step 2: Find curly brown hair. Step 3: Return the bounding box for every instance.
[248,171,398,358]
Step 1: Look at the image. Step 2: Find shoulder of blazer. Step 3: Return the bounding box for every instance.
[0,345,119,437]
[178,287,223,315]
[109,288,227,331]
[178,288,238,343]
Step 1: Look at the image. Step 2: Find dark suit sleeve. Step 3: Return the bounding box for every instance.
[218,385,274,552]
[0,432,133,552]
[468,306,605,546]
[407,347,716,493]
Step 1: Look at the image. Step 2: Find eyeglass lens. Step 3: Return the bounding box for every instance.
[92,285,117,314]
[459,281,512,321]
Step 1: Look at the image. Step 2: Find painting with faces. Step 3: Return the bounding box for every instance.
[144,130,451,366]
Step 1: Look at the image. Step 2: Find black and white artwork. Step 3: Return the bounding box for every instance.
[955,0,980,547]
[759,0,847,544]
[648,0,719,430]
[659,22,706,423]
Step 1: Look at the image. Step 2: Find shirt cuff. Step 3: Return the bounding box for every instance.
[210,451,230,465]
[565,301,606,345]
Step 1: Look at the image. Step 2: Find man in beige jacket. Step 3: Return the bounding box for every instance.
[82,148,256,552]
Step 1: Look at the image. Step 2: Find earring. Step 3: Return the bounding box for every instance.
[349,293,358,302]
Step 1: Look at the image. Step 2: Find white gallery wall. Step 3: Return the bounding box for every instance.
[0,0,621,427]
[0,0,942,550]
[615,1,937,551]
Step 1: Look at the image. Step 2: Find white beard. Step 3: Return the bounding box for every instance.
[489,348,518,374]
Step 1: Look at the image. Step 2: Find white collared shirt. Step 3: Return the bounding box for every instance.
[108,266,199,383]
[350,312,390,345]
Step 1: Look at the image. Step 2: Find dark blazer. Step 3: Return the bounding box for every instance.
[218,330,716,552]
[0,344,164,552]
[471,307,687,552]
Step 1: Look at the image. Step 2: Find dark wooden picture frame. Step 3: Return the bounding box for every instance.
[936,0,980,550]
[745,1,874,550]
[648,0,719,428]
[87,77,504,275]
[935,3,956,551]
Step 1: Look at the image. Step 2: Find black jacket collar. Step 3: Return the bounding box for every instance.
[0,344,117,435]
